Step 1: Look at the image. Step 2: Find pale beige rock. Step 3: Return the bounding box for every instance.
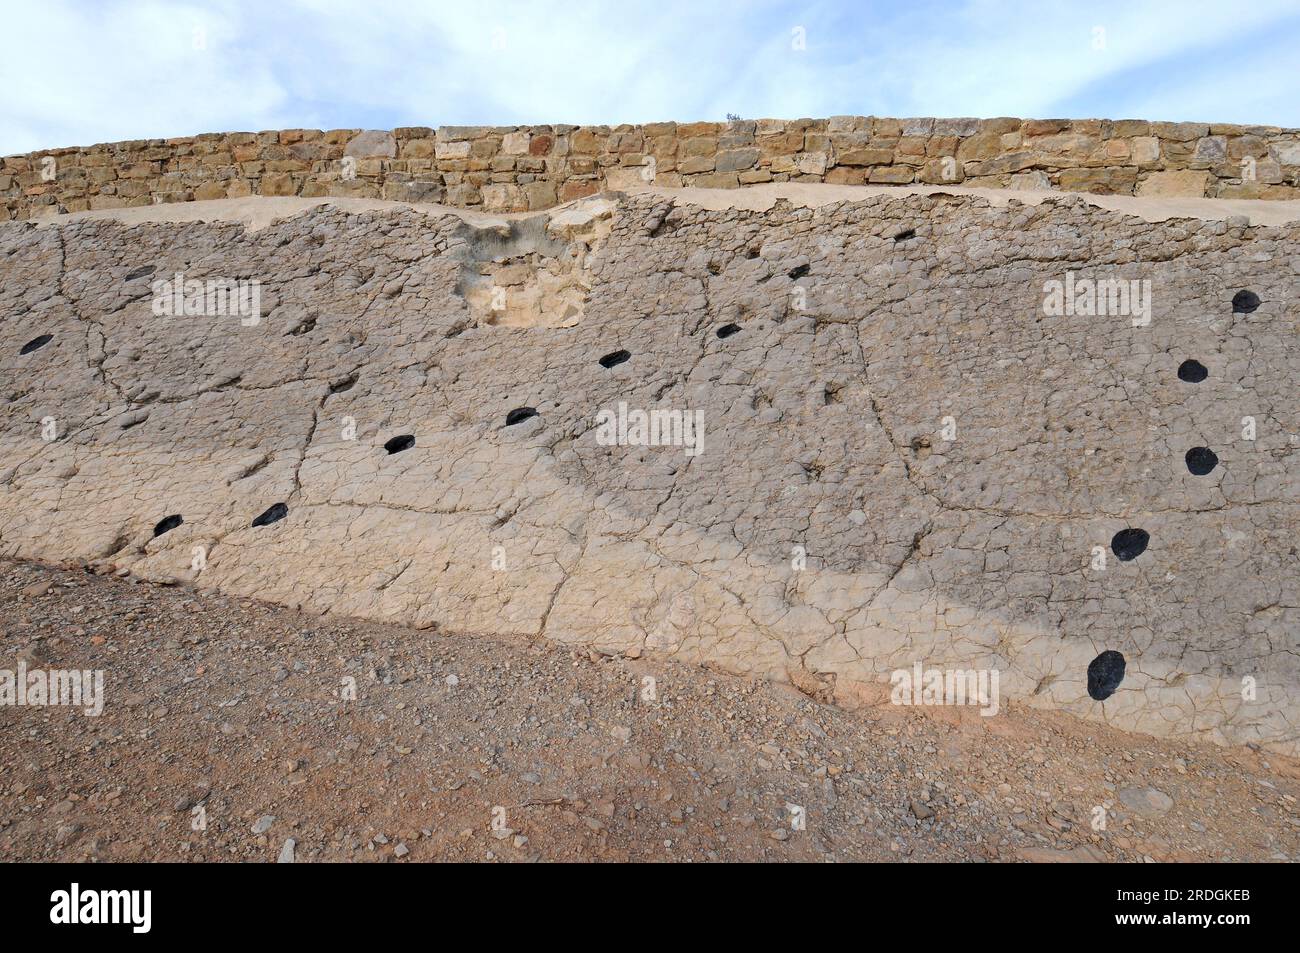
[1009,171,1051,190]
[344,130,397,159]
[501,132,531,155]
[435,141,471,160]
[481,183,528,212]
[605,166,654,190]
[1271,141,1300,166]
[1137,170,1210,197]
[795,152,828,175]
[1131,136,1161,166]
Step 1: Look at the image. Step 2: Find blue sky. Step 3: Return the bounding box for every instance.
[3,0,1299,155]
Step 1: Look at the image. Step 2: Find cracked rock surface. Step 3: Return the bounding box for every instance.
[1,189,1296,753]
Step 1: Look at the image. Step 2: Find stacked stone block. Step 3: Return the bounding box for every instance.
[5,116,1300,221]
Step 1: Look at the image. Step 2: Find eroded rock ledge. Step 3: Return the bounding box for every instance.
[1,189,1296,753]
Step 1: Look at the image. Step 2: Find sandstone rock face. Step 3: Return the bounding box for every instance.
[1,191,1296,753]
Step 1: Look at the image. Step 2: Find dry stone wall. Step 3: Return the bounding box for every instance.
[0,189,1296,755]
[6,116,1300,222]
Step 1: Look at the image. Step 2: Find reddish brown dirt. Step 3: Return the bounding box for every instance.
[1,557,1296,862]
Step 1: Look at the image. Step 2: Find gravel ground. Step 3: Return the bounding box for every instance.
[1,556,1296,863]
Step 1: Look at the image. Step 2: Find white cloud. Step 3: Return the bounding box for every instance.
[1,0,1296,156]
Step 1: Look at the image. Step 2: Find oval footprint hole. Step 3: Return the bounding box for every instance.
[716,323,741,339]
[1177,359,1207,383]
[384,434,415,454]
[1185,447,1218,475]
[598,349,631,369]
[893,228,917,242]
[1087,650,1126,701]
[252,502,288,527]
[1110,528,1149,562]
[505,407,537,426]
[20,334,53,355]
[788,263,810,279]
[153,514,183,537]
[1231,290,1260,314]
